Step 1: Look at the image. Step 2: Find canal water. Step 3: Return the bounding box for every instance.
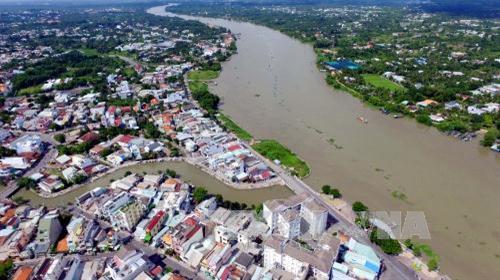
[16,161,292,208]
[148,6,500,279]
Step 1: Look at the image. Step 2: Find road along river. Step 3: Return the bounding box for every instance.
[148,5,500,279]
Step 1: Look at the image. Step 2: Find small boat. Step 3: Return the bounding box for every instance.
[357,116,368,124]
[393,114,402,119]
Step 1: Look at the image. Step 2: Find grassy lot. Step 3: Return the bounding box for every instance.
[188,70,219,80]
[218,114,253,141]
[78,48,99,56]
[18,84,43,95]
[362,74,406,92]
[252,139,310,178]
[188,80,209,93]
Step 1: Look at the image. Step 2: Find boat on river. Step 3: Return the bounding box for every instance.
[357,116,368,124]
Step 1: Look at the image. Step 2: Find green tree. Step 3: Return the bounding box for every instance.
[480,128,497,147]
[330,188,342,198]
[17,177,36,190]
[254,203,263,217]
[0,258,13,280]
[0,147,15,157]
[193,187,208,204]
[165,169,177,178]
[215,194,224,204]
[321,185,332,194]
[427,258,439,271]
[404,239,414,249]
[54,134,66,143]
[370,228,402,255]
[352,201,368,212]
[416,114,432,126]
[413,245,422,257]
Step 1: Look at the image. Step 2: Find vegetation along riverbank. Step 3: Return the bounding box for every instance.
[169,3,500,151]
[186,56,311,178]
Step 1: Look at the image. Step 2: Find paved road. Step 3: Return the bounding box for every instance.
[1,128,87,200]
[14,252,114,266]
[0,144,58,200]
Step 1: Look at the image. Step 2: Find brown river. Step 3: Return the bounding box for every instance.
[146,6,500,279]
[15,5,499,279]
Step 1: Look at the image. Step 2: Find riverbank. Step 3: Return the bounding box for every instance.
[148,6,500,280]
[185,60,311,179]
[19,155,286,200]
[15,159,292,208]
[252,139,310,178]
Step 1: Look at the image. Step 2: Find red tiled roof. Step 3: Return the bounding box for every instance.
[146,210,165,232]
[80,132,99,143]
[121,106,131,113]
[150,266,163,276]
[12,266,33,280]
[183,217,197,227]
[118,134,134,144]
[185,225,201,241]
[261,170,271,180]
[227,144,242,152]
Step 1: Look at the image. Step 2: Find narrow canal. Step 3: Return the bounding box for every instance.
[16,161,292,208]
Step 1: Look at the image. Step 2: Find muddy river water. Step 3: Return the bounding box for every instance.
[147,6,500,279]
[16,5,499,279]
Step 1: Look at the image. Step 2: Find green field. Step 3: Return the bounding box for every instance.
[188,70,219,80]
[78,48,99,56]
[252,139,310,178]
[18,84,43,95]
[188,80,209,93]
[362,74,406,92]
[218,114,253,141]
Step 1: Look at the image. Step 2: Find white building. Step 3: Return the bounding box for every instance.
[62,167,78,182]
[277,209,301,239]
[263,235,309,279]
[301,200,328,238]
[46,256,69,280]
[263,194,327,238]
[263,233,340,280]
[263,194,308,231]
[105,249,150,280]
[9,134,43,154]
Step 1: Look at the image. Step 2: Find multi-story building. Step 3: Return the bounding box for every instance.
[301,200,327,238]
[214,226,237,244]
[263,233,340,280]
[34,213,62,256]
[145,210,167,237]
[110,200,144,231]
[200,242,233,276]
[263,194,328,239]
[263,194,307,231]
[66,217,85,252]
[162,217,204,255]
[105,249,150,280]
[277,209,301,239]
[101,193,131,218]
[263,235,309,279]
